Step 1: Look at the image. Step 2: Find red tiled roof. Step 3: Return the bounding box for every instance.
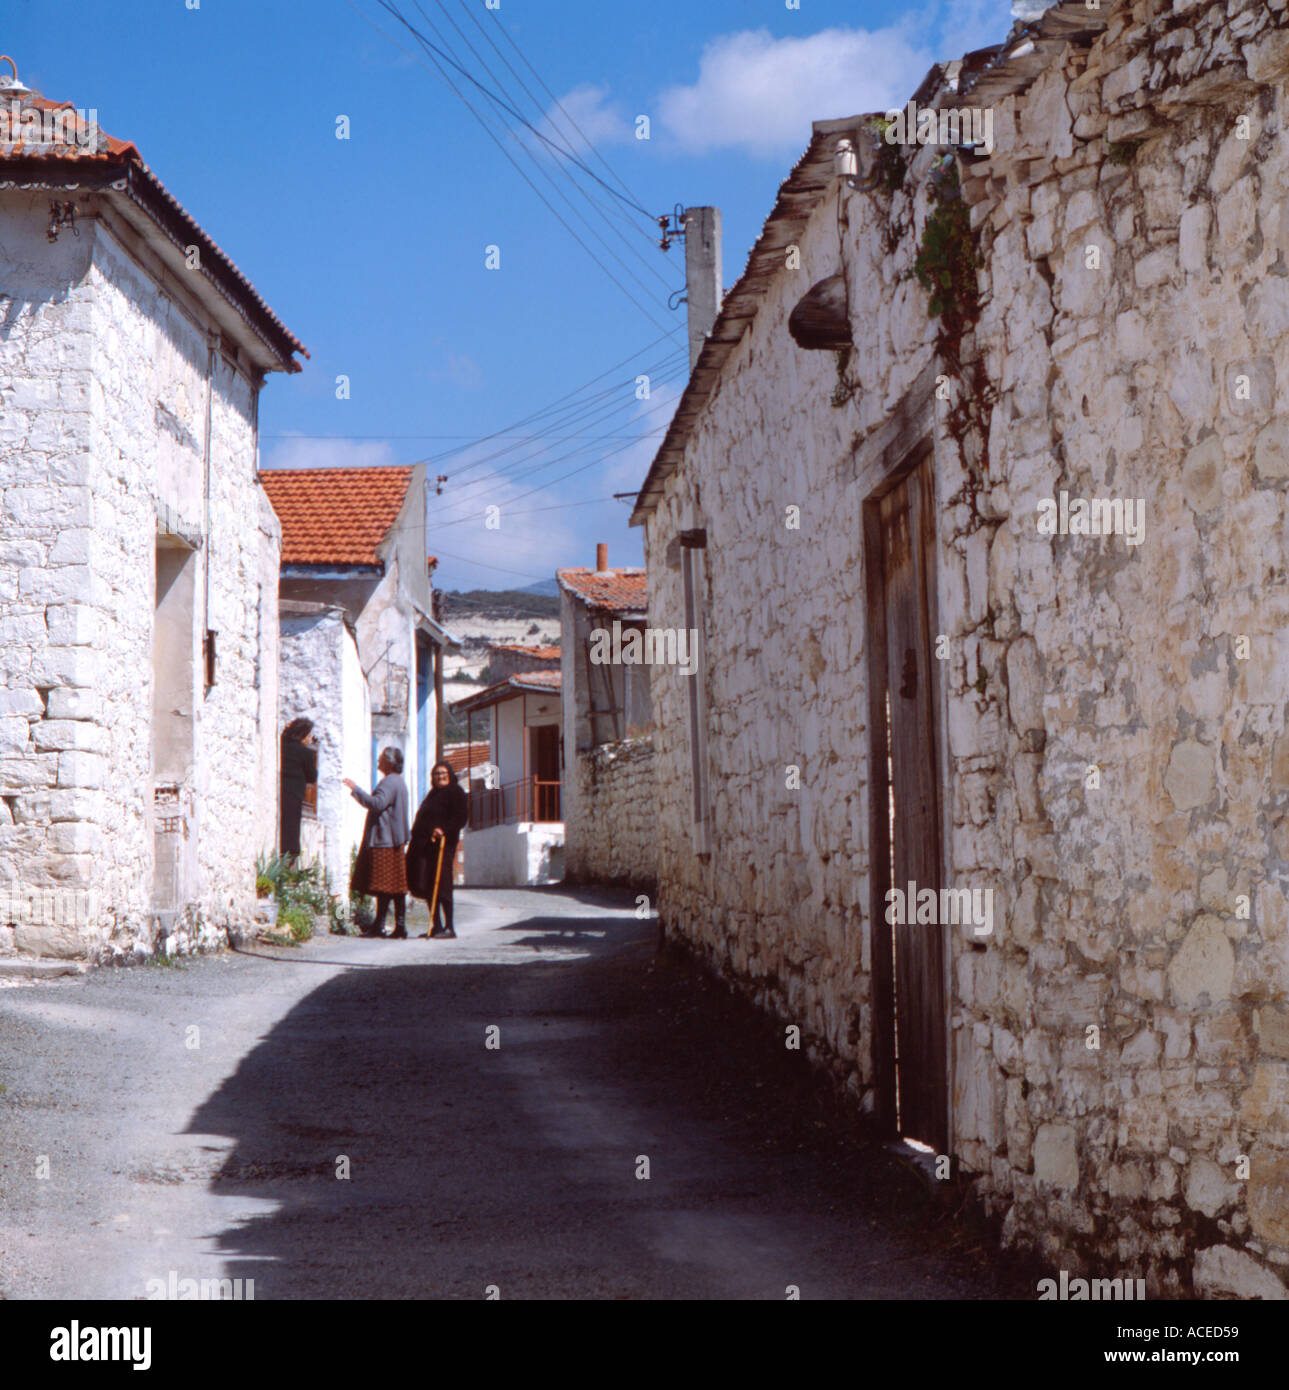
[441,744,492,775]
[489,643,561,662]
[260,467,414,566]
[514,669,560,689]
[0,82,306,371]
[556,567,648,613]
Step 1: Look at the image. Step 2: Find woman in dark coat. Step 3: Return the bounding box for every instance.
[280,718,318,859]
[407,761,468,938]
[345,747,411,938]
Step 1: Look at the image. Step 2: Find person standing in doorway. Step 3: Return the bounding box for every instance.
[280,718,317,861]
[407,761,468,938]
[345,747,410,938]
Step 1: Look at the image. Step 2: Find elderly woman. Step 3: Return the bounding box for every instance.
[345,747,410,939]
[280,718,317,860]
[407,760,469,939]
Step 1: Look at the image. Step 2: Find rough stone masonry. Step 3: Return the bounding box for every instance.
[633,0,1289,1298]
[0,89,303,962]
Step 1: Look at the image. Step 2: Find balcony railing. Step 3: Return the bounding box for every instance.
[469,777,562,830]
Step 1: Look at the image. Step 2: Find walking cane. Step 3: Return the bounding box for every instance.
[426,835,446,938]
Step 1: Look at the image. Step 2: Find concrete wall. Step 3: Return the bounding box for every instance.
[0,193,280,960]
[641,3,1289,1298]
[465,821,564,887]
[565,736,657,893]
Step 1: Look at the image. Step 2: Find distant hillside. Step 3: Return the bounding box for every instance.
[521,578,559,597]
[440,587,560,620]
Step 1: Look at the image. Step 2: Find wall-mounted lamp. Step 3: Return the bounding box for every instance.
[834,137,882,193]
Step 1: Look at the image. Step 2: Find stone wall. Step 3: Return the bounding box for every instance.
[279,604,371,895]
[565,737,657,893]
[0,193,281,960]
[641,0,1289,1297]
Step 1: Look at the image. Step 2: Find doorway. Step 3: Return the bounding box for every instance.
[863,451,948,1153]
[528,723,561,822]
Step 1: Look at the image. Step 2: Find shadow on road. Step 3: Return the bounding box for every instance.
[185,896,1035,1299]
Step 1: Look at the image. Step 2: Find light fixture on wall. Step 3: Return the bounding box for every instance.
[834,137,881,193]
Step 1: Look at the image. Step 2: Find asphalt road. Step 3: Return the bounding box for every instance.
[0,886,1032,1300]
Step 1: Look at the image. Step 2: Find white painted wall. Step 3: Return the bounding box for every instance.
[0,192,281,960]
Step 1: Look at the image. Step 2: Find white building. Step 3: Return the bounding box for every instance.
[261,464,459,892]
[450,670,563,886]
[0,65,305,961]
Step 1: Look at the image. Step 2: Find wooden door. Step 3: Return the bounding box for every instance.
[865,456,948,1153]
[529,724,561,821]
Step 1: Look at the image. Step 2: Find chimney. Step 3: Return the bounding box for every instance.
[683,207,722,372]
[596,543,608,572]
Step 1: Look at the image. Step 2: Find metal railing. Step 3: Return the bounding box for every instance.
[469,777,562,830]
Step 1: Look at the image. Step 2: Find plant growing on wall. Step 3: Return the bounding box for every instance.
[911,155,996,496]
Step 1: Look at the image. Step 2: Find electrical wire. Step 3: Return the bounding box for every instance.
[349,0,675,332]
[406,0,676,308]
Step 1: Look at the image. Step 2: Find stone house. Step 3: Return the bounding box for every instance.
[485,641,560,683]
[451,669,563,886]
[260,464,458,892]
[0,65,304,961]
[557,549,656,891]
[630,0,1289,1298]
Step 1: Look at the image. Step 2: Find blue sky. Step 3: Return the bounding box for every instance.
[6,0,1018,590]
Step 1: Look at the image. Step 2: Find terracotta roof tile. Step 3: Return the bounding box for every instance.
[260,466,414,566]
[513,669,561,689]
[556,567,648,613]
[441,744,492,775]
[489,643,561,662]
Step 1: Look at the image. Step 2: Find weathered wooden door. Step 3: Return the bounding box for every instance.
[865,456,948,1153]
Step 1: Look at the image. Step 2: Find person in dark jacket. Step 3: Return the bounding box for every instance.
[345,747,410,938]
[280,718,318,859]
[407,761,468,938]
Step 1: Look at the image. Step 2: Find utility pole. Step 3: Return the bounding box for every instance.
[682,206,722,372]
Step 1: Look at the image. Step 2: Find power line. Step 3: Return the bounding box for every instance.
[377,0,652,220]
[349,0,674,332]
[408,0,676,305]
[456,0,660,252]
[430,351,686,490]
[480,0,651,222]
[428,364,687,515]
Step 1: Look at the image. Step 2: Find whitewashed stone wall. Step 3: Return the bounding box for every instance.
[642,0,1289,1297]
[0,193,282,960]
[279,605,371,894]
[566,737,657,892]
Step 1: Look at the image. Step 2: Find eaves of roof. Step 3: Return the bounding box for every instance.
[449,671,562,716]
[0,90,307,374]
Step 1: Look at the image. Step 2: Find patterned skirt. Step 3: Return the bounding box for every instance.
[367,846,408,895]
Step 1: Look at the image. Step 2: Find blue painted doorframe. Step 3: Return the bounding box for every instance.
[416,633,432,807]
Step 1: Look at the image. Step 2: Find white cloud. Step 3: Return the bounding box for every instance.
[428,454,580,587]
[657,26,934,158]
[537,83,633,152]
[260,436,402,471]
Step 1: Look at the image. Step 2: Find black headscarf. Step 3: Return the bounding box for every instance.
[407,764,469,900]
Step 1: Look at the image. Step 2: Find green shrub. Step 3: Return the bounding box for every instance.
[278,903,314,943]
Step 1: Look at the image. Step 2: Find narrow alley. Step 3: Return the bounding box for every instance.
[0,887,1027,1301]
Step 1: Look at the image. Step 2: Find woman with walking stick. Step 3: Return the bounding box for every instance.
[407,761,468,938]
